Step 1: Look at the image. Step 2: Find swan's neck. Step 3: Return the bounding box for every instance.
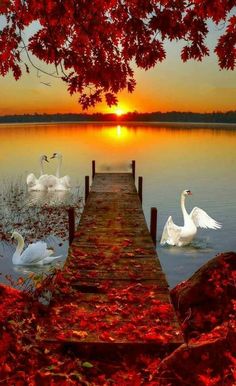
[12,234,24,263]
[40,158,45,176]
[181,194,189,225]
[56,157,62,178]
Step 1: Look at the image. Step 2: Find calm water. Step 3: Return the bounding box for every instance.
[0,122,236,288]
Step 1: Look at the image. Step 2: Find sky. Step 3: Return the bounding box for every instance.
[0,20,236,115]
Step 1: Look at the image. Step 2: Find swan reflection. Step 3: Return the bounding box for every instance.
[27,190,71,206]
[13,259,64,276]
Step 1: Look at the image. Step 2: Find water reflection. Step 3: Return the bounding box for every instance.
[0,235,67,287]
[103,125,130,141]
[161,237,214,256]
[100,161,131,172]
[0,122,236,287]
[12,258,64,276]
[27,190,72,206]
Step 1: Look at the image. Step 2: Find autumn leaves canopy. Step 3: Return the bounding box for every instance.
[0,0,235,108]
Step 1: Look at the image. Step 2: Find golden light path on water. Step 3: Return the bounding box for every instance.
[0,122,236,287]
[0,122,236,186]
[102,125,131,141]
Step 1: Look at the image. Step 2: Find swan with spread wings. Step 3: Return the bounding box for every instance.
[160,190,221,247]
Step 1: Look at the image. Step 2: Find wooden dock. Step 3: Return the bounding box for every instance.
[39,172,183,355]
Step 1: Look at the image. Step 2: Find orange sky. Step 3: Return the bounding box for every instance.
[0,28,236,115]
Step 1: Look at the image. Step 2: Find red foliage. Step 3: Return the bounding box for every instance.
[158,322,236,386]
[0,251,235,385]
[0,0,235,108]
[171,252,236,339]
[0,284,28,324]
[215,15,236,70]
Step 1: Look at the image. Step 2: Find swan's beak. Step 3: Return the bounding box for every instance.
[188,191,193,195]
[50,155,56,159]
[45,157,49,163]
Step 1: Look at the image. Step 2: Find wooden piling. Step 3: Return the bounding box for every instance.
[150,207,157,246]
[85,175,89,202]
[131,160,135,180]
[138,176,143,203]
[92,160,96,179]
[68,207,75,245]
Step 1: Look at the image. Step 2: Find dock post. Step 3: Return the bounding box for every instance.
[92,160,96,180]
[68,207,75,245]
[138,176,143,204]
[150,207,157,246]
[131,160,135,180]
[85,176,89,202]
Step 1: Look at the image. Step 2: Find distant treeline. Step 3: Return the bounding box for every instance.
[0,111,236,124]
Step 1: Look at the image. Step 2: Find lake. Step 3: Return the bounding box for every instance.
[0,122,236,288]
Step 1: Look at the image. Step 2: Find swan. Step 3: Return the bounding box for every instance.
[49,152,71,191]
[160,189,221,247]
[26,155,49,191]
[11,231,62,265]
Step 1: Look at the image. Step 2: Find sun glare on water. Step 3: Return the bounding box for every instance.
[112,125,129,140]
[102,125,130,142]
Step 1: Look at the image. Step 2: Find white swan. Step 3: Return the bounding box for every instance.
[11,231,62,265]
[26,155,49,191]
[160,189,221,247]
[49,152,71,191]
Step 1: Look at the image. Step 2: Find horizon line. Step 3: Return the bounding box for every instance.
[1,110,236,117]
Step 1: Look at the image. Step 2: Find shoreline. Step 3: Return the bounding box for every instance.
[0,120,236,129]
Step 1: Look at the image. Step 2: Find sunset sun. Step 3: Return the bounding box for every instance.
[115,108,125,116]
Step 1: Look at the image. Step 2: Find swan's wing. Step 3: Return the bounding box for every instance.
[21,241,50,264]
[42,255,63,264]
[190,207,222,229]
[26,173,37,186]
[39,174,58,188]
[160,216,182,245]
[38,174,48,182]
[60,175,71,188]
[47,248,54,256]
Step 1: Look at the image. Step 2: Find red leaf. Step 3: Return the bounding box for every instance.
[99,331,115,341]
[105,93,118,107]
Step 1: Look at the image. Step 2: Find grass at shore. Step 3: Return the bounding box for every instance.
[0,177,83,288]
[0,176,82,243]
